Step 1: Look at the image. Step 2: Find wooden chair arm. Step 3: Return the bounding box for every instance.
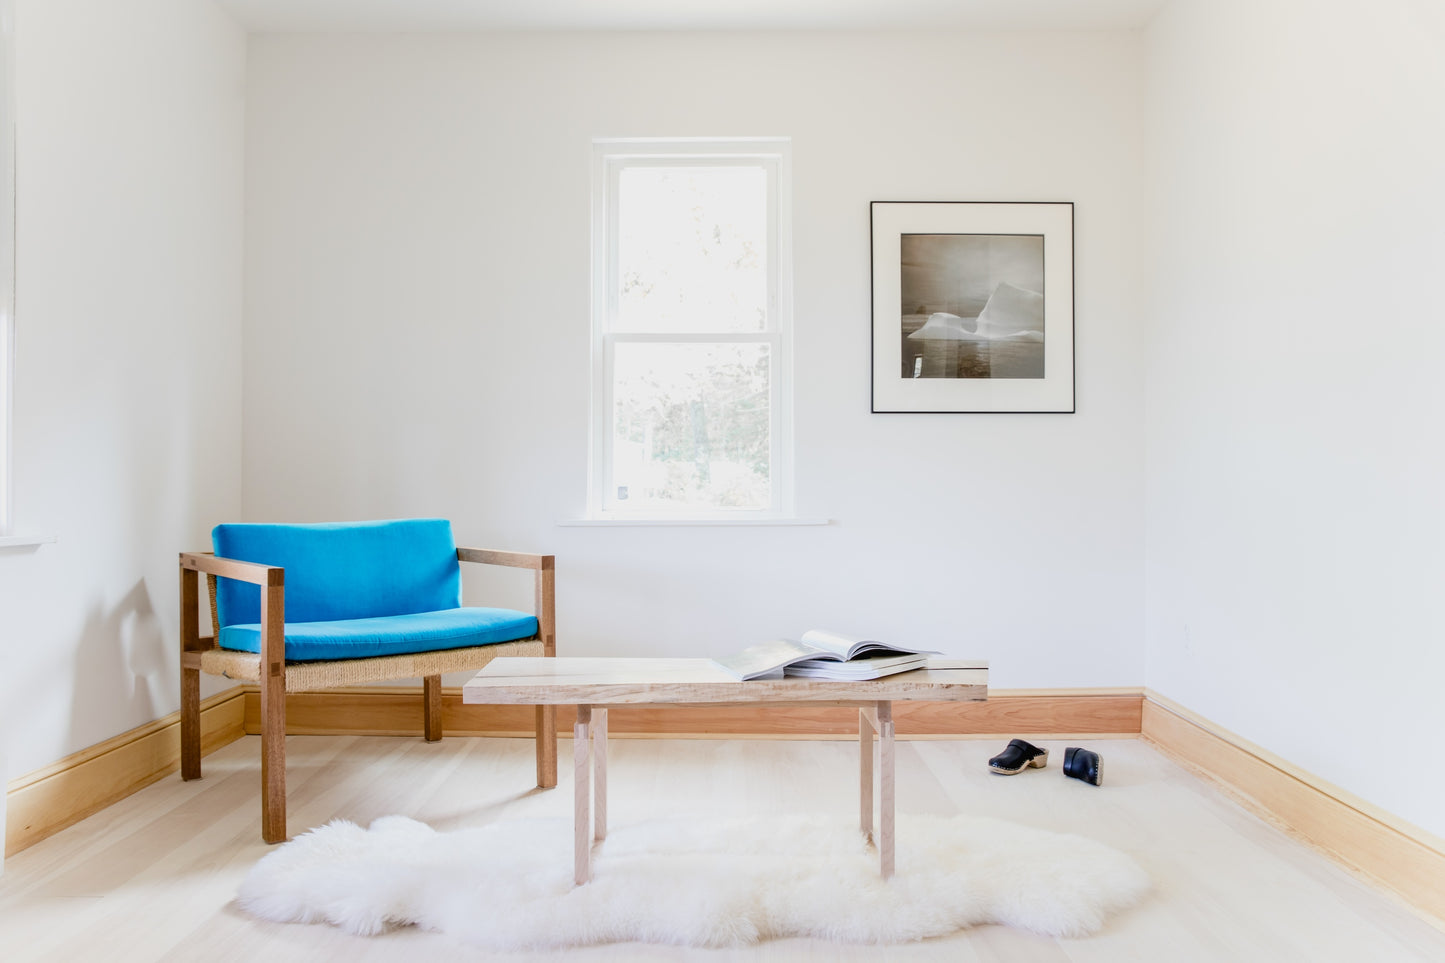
[180,551,284,586]
[456,547,555,659]
[456,547,554,572]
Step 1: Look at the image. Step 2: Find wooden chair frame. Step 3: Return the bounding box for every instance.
[179,547,557,843]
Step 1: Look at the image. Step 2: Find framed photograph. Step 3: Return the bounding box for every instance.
[871,201,1074,413]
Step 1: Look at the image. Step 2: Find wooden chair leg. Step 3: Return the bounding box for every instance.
[260,673,286,843]
[181,661,201,780]
[260,581,287,844]
[179,564,202,781]
[424,674,443,742]
[536,705,557,788]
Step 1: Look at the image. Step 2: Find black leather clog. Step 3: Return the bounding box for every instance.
[1063,746,1103,786]
[988,738,1049,775]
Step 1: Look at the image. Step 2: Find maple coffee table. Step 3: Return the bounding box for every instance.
[462,657,988,884]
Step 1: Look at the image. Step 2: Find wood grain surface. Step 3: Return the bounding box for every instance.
[461,657,988,706]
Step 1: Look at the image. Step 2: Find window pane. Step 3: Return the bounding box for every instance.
[616,166,768,333]
[612,342,771,511]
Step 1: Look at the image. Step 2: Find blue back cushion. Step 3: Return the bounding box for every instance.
[212,519,462,627]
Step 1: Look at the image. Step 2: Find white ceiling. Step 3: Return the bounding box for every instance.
[214,0,1168,33]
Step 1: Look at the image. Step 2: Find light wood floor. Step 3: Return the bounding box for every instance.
[2,735,1442,961]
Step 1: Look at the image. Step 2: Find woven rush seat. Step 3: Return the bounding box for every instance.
[199,637,546,691]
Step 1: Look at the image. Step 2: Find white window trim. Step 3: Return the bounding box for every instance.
[0,0,13,539]
[587,137,795,522]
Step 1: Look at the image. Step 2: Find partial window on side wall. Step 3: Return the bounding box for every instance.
[0,2,13,536]
[589,138,793,519]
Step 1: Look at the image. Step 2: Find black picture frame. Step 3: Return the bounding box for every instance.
[871,201,1075,413]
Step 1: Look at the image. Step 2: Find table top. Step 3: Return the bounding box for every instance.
[461,657,988,706]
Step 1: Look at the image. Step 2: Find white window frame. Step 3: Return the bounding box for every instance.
[589,138,793,520]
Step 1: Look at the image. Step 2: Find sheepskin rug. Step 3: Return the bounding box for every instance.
[238,813,1149,949]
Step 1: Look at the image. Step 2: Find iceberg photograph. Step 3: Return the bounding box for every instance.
[899,233,1045,379]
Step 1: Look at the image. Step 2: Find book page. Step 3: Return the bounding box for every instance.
[797,628,864,657]
[713,638,824,680]
[784,653,929,680]
[789,651,925,672]
[800,628,936,660]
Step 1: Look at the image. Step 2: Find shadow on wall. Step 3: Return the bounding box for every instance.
[66,579,168,753]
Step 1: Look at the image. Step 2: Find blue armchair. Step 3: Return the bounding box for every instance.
[179,518,557,842]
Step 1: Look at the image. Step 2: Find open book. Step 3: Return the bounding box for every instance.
[714,629,938,681]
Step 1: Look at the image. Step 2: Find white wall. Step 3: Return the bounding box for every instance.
[242,31,1149,689]
[0,0,245,792]
[1144,0,1445,836]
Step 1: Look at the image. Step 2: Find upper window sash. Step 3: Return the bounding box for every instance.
[592,139,789,336]
[599,153,781,337]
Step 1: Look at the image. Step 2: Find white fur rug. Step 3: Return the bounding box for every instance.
[238,814,1149,949]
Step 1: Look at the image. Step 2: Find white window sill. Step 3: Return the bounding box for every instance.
[0,534,56,548]
[558,516,831,527]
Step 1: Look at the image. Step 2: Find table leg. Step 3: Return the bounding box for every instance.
[574,705,592,885]
[859,707,875,841]
[878,700,895,880]
[593,708,608,841]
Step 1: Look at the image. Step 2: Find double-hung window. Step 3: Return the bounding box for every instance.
[590,138,792,519]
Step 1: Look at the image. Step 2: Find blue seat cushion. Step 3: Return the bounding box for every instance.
[217,607,539,662]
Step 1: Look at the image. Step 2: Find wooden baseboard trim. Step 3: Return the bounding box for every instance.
[1141,690,1445,924]
[4,688,246,857]
[241,685,1145,738]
